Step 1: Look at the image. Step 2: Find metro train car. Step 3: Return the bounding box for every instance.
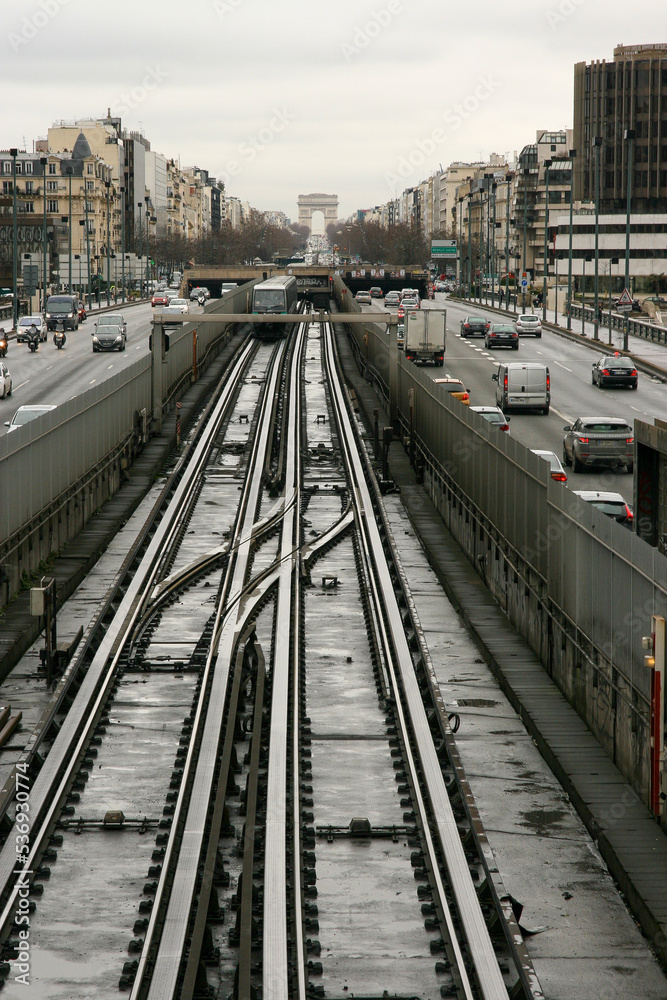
[251,275,298,337]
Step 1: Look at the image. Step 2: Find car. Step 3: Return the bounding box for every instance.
[469,405,510,433]
[166,298,189,314]
[401,295,420,309]
[398,301,419,320]
[0,362,12,399]
[434,280,446,292]
[4,403,56,432]
[384,291,401,307]
[515,314,542,337]
[16,315,47,343]
[77,301,87,322]
[460,316,490,338]
[432,377,471,404]
[562,417,634,473]
[152,293,170,307]
[95,313,127,334]
[531,449,568,482]
[92,321,126,352]
[165,289,179,301]
[400,288,420,301]
[591,353,638,389]
[572,490,634,526]
[485,323,519,349]
[369,286,383,298]
[355,291,372,305]
[45,294,78,331]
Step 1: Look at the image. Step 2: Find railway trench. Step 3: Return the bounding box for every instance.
[0,312,543,1000]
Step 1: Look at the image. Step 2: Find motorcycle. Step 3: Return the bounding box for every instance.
[27,326,39,352]
[0,329,6,357]
[53,325,66,350]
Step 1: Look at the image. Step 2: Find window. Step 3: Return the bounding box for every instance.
[87,163,93,175]
[25,181,33,195]
[20,202,34,213]
[15,162,21,175]
[48,163,56,174]
[47,200,58,212]
[25,162,32,175]
[86,180,94,191]
[2,182,12,194]
[85,201,93,212]
[3,162,11,174]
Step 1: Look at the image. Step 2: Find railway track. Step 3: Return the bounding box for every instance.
[0,309,543,1000]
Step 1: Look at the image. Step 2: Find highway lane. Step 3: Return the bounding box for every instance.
[363,293,667,505]
[0,301,208,437]
[430,294,667,505]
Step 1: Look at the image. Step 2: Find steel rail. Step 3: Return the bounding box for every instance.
[263,319,308,1000]
[323,322,510,1000]
[0,340,257,942]
[135,335,294,1000]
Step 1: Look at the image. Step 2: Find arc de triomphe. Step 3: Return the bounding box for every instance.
[297,192,339,233]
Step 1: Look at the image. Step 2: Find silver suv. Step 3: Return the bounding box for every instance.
[562,417,634,473]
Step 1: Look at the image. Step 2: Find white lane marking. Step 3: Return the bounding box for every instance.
[551,406,574,423]
[554,361,573,372]
[14,380,30,390]
[45,365,54,371]
[630,405,642,412]
[89,379,97,384]
[107,365,114,369]
[135,345,141,350]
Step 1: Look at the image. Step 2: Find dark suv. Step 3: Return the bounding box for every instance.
[460,316,489,337]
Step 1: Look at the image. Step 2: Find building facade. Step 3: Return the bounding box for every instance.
[574,43,667,212]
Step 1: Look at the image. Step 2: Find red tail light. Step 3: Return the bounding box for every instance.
[500,423,510,431]
[630,370,637,376]
[504,375,508,390]
[552,472,568,482]
[626,437,634,444]
[602,369,611,375]
[461,392,469,401]
[626,507,634,520]
[546,373,550,392]
[579,437,589,443]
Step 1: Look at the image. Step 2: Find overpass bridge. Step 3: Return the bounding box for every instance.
[182,263,430,301]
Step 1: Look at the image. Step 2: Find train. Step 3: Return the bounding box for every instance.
[250,275,299,337]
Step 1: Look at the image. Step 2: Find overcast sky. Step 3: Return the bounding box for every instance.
[1,0,659,221]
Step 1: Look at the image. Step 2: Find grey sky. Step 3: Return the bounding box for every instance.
[1,0,659,220]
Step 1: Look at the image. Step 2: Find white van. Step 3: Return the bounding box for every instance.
[492,362,550,415]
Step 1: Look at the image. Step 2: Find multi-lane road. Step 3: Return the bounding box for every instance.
[364,293,667,505]
[0,301,204,437]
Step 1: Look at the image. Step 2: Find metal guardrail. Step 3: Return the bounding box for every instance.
[570,304,667,345]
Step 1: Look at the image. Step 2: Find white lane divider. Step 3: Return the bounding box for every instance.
[554,361,573,372]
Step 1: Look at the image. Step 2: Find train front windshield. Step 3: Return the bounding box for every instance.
[254,290,286,312]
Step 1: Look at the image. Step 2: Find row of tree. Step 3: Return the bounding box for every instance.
[147,214,438,274]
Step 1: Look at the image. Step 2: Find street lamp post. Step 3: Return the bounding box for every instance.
[145,195,150,297]
[608,256,619,345]
[566,148,577,330]
[478,186,485,303]
[554,254,559,324]
[505,174,511,312]
[582,255,592,336]
[458,196,464,293]
[120,186,126,304]
[10,149,18,330]
[593,136,603,339]
[66,165,73,295]
[138,202,143,297]
[522,166,530,314]
[40,156,48,311]
[83,177,92,311]
[542,159,552,324]
[490,181,497,304]
[104,178,111,307]
[623,128,635,352]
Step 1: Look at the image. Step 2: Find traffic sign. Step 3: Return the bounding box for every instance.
[617,287,633,312]
[432,240,457,257]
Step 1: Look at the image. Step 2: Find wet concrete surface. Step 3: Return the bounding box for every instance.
[382,495,667,999]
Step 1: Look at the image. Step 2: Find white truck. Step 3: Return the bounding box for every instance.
[404,309,446,365]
